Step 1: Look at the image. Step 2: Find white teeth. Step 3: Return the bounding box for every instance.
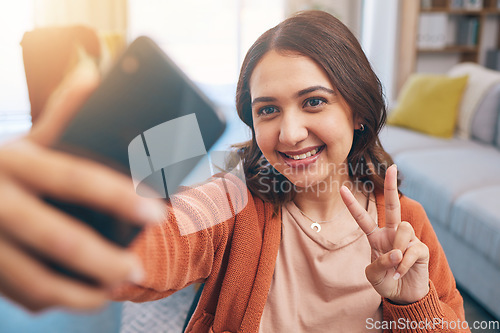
[285,147,320,160]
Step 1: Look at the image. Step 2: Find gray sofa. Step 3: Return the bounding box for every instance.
[379,79,500,320]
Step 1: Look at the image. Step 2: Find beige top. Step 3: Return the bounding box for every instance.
[258,195,382,332]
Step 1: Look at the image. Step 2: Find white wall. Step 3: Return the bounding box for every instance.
[361,0,400,106]
[285,0,362,38]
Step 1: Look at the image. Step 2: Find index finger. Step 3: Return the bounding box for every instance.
[340,185,377,235]
[1,140,164,226]
[384,164,401,229]
[29,56,100,147]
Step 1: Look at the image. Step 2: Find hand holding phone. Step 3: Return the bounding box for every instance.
[0,77,153,312]
[44,36,226,284]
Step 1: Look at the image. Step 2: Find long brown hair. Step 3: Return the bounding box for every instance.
[233,10,394,210]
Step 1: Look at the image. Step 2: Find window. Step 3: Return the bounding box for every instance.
[0,0,33,138]
[0,1,33,116]
[127,0,284,149]
[128,0,284,94]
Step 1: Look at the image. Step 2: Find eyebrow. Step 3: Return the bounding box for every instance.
[251,96,276,107]
[251,85,336,107]
[296,85,336,97]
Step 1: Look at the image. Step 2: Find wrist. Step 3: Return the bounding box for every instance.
[388,282,430,305]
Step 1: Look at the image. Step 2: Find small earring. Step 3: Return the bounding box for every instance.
[359,124,365,132]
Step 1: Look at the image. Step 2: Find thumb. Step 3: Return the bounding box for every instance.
[365,249,402,286]
[29,50,100,146]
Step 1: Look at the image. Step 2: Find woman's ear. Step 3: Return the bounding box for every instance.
[353,116,364,131]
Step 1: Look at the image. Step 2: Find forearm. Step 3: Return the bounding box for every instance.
[110,174,247,302]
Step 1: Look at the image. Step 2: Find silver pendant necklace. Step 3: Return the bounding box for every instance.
[296,204,348,233]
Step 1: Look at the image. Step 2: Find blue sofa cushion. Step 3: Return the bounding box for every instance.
[393,143,500,227]
[450,186,500,269]
[0,299,122,333]
[496,105,500,150]
[471,83,500,144]
[379,125,469,155]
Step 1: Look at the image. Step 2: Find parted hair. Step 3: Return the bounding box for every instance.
[233,10,395,210]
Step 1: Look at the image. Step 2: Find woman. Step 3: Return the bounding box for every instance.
[0,10,467,332]
[112,10,467,332]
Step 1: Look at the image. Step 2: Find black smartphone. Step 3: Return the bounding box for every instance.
[45,36,226,284]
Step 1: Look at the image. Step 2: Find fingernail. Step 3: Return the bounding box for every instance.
[393,272,401,280]
[390,250,400,263]
[137,200,165,224]
[128,255,145,284]
[341,185,351,194]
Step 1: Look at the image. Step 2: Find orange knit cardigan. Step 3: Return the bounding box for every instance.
[112,176,469,333]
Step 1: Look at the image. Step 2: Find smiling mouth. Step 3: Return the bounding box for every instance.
[281,146,324,160]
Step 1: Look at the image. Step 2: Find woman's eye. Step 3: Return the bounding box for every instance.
[258,106,279,116]
[304,98,326,108]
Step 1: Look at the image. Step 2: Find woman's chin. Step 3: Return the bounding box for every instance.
[285,176,335,192]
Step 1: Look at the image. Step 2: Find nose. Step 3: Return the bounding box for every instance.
[278,111,308,147]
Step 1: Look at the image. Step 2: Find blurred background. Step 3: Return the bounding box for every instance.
[0,0,368,148]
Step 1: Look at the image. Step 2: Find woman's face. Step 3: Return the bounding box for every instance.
[250,50,359,189]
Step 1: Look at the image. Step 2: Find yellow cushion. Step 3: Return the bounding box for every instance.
[388,74,468,138]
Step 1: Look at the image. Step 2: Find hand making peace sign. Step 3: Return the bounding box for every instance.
[340,164,430,305]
